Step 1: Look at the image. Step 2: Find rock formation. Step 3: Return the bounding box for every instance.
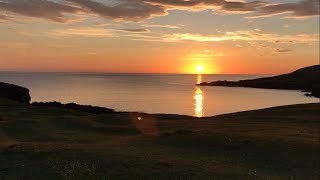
[0,82,31,103]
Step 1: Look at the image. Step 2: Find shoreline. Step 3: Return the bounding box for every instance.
[1,81,318,117]
[32,100,319,118]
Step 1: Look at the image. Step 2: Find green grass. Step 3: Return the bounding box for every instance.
[0,98,319,179]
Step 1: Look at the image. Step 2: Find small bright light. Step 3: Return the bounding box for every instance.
[138,117,142,120]
[196,65,204,73]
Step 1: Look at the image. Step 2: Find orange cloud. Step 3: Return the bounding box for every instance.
[48,27,114,37]
[118,29,150,33]
[163,30,319,43]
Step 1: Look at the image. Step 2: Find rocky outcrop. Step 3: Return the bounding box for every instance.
[32,101,115,114]
[198,65,320,98]
[0,82,31,103]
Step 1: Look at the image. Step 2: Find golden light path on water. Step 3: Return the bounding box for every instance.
[194,74,204,117]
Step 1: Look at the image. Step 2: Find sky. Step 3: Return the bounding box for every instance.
[0,0,319,74]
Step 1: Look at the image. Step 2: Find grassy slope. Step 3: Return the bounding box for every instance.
[0,98,319,179]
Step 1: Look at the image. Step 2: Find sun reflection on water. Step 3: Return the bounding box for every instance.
[196,74,202,84]
[194,75,204,117]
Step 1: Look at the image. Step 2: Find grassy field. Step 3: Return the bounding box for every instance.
[0,98,319,179]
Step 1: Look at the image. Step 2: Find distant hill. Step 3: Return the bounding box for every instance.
[198,65,320,98]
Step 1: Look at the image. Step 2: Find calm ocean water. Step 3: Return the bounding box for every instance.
[0,72,318,117]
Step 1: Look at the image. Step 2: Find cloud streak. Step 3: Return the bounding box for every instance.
[0,0,318,23]
[249,0,320,19]
[0,0,81,23]
[41,26,319,45]
[66,0,167,21]
[142,24,182,29]
[118,28,149,33]
[0,0,167,22]
[48,27,113,37]
[144,0,267,12]
[144,0,319,18]
[163,29,319,43]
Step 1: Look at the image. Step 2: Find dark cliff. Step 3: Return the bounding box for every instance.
[0,82,31,103]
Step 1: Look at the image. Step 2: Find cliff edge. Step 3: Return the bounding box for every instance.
[0,82,31,103]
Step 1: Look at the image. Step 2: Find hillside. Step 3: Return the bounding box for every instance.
[0,98,319,178]
[199,65,320,97]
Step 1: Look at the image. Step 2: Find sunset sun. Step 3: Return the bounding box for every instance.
[196,65,204,74]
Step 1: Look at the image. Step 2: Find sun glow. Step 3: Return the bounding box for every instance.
[181,62,217,74]
[196,65,204,73]
[181,52,220,74]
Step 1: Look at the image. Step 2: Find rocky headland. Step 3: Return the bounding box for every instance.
[198,65,320,98]
[0,82,31,103]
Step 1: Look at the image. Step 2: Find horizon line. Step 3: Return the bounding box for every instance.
[0,70,276,75]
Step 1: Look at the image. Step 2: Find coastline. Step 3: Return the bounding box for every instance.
[198,65,320,98]
[31,100,319,118]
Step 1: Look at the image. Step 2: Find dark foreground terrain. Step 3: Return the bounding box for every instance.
[0,98,319,179]
[199,65,320,97]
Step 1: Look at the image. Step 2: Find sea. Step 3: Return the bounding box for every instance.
[0,72,318,117]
